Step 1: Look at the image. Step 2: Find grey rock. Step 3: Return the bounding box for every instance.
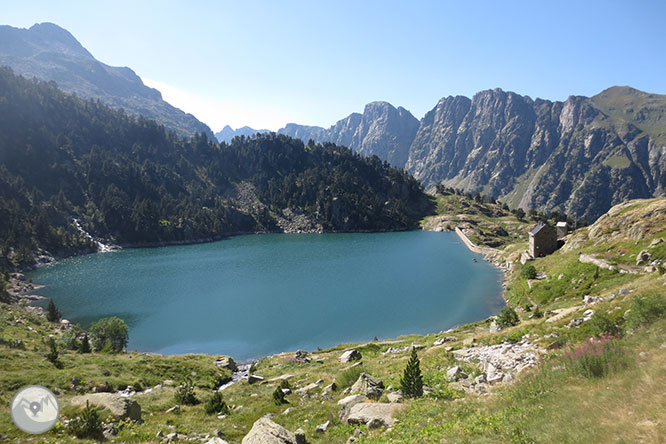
[636,250,652,266]
[294,428,307,444]
[337,394,368,407]
[70,393,141,421]
[339,350,362,363]
[248,375,265,384]
[446,366,467,381]
[205,438,229,444]
[315,420,331,433]
[214,356,238,372]
[241,417,298,444]
[350,373,384,400]
[386,391,403,403]
[341,402,404,427]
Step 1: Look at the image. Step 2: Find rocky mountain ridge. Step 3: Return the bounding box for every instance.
[215,125,270,143]
[279,87,666,222]
[0,22,215,139]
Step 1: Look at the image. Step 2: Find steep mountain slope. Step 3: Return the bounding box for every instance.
[405,87,666,221]
[215,125,269,143]
[0,69,431,263]
[278,102,419,167]
[0,22,214,139]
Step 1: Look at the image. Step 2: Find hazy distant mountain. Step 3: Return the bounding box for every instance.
[215,125,270,143]
[0,22,215,140]
[278,102,419,167]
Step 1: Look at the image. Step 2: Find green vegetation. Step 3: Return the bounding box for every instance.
[90,317,128,353]
[626,292,666,330]
[68,401,104,440]
[46,299,62,322]
[174,376,199,405]
[0,68,431,263]
[204,392,229,415]
[603,154,632,169]
[335,366,363,389]
[46,337,62,368]
[400,348,424,399]
[496,306,520,329]
[272,386,288,405]
[520,264,537,279]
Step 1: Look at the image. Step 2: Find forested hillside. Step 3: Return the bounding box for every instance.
[0,68,431,267]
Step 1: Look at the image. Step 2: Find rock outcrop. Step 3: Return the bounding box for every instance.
[70,393,141,421]
[340,402,404,428]
[350,373,384,400]
[241,417,298,444]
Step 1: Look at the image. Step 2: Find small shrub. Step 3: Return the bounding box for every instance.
[625,293,666,330]
[273,386,287,405]
[496,306,520,329]
[174,376,198,405]
[520,264,537,280]
[279,379,291,390]
[46,337,62,368]
[589,311,622,337]
[69,401,103,440]
[208,372,231,390]
[335,366,363,389]
[204,392,229,415]
[532,306,543,319]
[505,329,525,344]
[46,299,61,322]
[400,347,424,398]
[564,337,627,378]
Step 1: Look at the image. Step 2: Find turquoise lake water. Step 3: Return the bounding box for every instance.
[28,231,504,361]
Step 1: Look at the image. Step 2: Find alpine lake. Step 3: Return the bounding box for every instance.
[28,231,504,362]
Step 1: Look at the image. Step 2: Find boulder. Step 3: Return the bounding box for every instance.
[433,336,457,346]
[205,438,229,444]
[446,366,467,381]
[350,373,384,400]
[315,420,331,433]
[294,350,311,363]
[214,356,238,372]
[649,238,664,248]
[241,417,297,444]
[248,375,265,384]
[70,393,141,421]
[386,391,403,403]
[341,402,404,428]
[337,394,368,407]
[339,350,362,363]
[294,428,306,444]
[636,250,652,266]
[295,382,319,396]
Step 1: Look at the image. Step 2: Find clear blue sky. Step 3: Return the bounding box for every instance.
[3,0,666,131]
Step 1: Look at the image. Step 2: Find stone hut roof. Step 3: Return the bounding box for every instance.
[529,222,548,236]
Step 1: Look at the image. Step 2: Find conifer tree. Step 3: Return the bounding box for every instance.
[46,299,61,322]
[400,347,424,398]
[79,333,91,353]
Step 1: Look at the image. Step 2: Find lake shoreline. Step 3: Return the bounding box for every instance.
[17,229,507,364]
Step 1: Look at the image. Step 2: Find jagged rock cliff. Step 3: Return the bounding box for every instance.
[0,23,214,139]
[278,102,419,167]
[406,87,666,221]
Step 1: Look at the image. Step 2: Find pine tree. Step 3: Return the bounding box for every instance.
[79,333,91,353]
[400,347,424,398]
[46,337,61,368]
[46,299,61,322]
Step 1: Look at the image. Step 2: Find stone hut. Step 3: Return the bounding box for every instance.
[556,221,568,239]
[529,222,557,258]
